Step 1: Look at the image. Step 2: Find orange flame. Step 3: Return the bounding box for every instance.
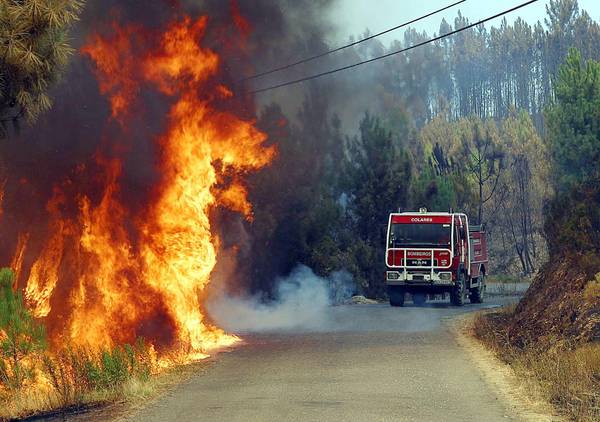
[21,15,274,362]
[25,189,69,318]
[80,23,140,122]
[230,0,252,38]
[10,233,29,287]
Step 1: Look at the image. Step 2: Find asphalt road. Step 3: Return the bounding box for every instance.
[118,297,522,422]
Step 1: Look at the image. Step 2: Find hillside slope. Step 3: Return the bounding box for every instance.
[507,257,599,348]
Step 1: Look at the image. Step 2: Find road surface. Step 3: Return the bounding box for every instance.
[116,298,525,422]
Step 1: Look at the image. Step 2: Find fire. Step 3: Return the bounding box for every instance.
[137,16,273,355]
[10,233,29,287]
[15,14,274,362]
[25,188,69,318]
[81,23,140,122]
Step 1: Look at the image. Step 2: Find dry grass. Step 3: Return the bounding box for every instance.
[1,388,55,420]
[0,379,158,421]
[474,309,600,421]
[583,274,600,302]
[0,340,156,421]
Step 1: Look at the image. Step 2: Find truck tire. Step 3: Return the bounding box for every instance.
[450,275,465,306]
[412,293,427,306]
[388,286,405,307]
[469,274,485,303]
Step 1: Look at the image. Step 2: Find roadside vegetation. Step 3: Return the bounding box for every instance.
[0,268,157,420]
[474,309,600,421]
[474,47,600,422]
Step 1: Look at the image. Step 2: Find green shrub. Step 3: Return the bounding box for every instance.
[125,338,152,381]
[86,346,129,390]
[42,347,96,406]
[0,268,46,390]
[42,338,153,400]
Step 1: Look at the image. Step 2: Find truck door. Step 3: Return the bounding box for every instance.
[453,216,460,257]
[454,216,468,269]
[459,215,470,275]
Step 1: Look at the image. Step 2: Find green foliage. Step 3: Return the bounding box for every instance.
[545,49,600,254]
[41,338,153,408]
[343,112,413,297]
[249,1,599,291]
[0,0,83,135]
[86,347,129,390]
[411,167,457,212]
[0,267,46,389]
[247,90,352,295]
[125,337,152,381]
[84,339,152,390]
[544,175,600,254]
[546,48,600,192]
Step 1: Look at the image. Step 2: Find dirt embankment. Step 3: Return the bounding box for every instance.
[506,257,599,347]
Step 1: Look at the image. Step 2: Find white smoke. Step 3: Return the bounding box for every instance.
[207,265,354,333]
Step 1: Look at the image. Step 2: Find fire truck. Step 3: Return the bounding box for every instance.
[385,209,488,307]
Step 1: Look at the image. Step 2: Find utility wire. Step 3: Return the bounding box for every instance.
[250,0,539,94]
[241,0,466,82]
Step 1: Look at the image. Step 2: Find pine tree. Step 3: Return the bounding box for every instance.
[0,268,46,389]
[545,48,600,192]
[544,48,600,254]
[0,0,83,137]
[344,113,412,297]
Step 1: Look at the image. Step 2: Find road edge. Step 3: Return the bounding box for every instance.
[450,313,563,422]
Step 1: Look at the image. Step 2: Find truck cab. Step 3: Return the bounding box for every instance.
[385,209,488,307]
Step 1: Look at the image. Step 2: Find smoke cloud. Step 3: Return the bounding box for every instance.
[207,265,354,333]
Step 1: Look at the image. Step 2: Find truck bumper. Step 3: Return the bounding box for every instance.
[385,270,454,286]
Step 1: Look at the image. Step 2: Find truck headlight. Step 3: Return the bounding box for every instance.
[439,272,452,281]
[387,271,400,280]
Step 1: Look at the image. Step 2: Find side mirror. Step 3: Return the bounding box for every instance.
[459,227,466,239]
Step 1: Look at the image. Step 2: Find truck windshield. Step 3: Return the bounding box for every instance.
[389,223,451,247]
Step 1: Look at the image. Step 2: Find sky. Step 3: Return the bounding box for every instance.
[328,0,600,46]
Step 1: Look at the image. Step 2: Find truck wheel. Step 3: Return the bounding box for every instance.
[412,293,427,306]
[450,276,465,306]
[388,286,405,307]
[469,275,486,303]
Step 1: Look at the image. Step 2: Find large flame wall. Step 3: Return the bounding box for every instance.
[0,12,274,361]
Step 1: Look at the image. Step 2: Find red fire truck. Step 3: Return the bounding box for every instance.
[385,209,488,307]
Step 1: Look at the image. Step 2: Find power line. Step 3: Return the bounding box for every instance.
[241,0,466,82]
[250,0,539,94]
